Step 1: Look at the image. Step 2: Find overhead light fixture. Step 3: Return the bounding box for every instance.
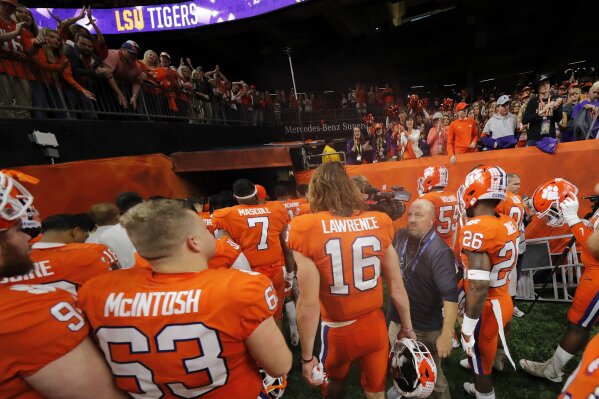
[518,70,533,75]
[410,13,431,22]
[443,83,456,87]
[567,60,586,65]
[410,85,424,89]
[479,78,495,83]
[323,90,335,93]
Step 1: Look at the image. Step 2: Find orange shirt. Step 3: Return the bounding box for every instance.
[212,202,290,274]
[78,267,276,399]
[460,214,519,299]
[297,201,311,216]
[569,220,599,272]
[0,242,117,295]
[421,190,459,249]
[559,333,599,398]
[495,192,525,232]
[287,211,394,322]
[208,237,249,271]
[0,284,88,399]
[199,211,215,235]
[447,118,479,156]
[280,198,307,219]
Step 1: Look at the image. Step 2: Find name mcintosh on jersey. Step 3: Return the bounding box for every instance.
[104,289,201,317]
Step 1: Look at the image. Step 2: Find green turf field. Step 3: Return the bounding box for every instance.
[284,300,598,399]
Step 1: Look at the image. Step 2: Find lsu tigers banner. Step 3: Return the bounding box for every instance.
[31,0,305,35]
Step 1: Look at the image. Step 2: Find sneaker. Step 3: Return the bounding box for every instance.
[463,382,476,396]
[513,307,525,318]
[519,359,564,382]
[289,326,300,347]
[460,358,471,370]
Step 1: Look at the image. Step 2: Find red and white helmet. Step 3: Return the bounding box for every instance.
[389,338,437,398]
[417,166,449,195]
[259,370,287,399]
[532,178,579,227]
[0,170,36,231]
[457,165,507,216]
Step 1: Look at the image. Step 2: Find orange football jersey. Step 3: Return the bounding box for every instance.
[0,284,88,399]
[199,211,216,235]
[421,190,459,248]
[495,191,525,233]
[559,333,599,398]
[297,201,311,216]
[0,242,117,295]
[280,198,307,219]
[287,211,394,322]
[212,202,290,273]
[78,267,277,399]
[208,237,249,270]
[460,214,520,299]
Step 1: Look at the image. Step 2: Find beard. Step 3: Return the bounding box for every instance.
[0,239,34,279]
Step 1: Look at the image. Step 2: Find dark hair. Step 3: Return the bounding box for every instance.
[148,195,169,201]
[176,198,197,212]
[274,184,288,198]
[232,179,256,198]
[115,192,144,213]
[42,213,93,233]
[405,114,415,121]
[208,191,237,213]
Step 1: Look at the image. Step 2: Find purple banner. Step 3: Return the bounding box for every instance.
[31,0,305,35]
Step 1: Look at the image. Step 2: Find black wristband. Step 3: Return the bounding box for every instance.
[301,355,314,364]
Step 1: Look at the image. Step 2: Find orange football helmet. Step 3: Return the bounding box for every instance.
[389,338,437,398]
[417,166,449,195]
[457,165,508,215]
[532,178,579,227]
[260,369,287,399]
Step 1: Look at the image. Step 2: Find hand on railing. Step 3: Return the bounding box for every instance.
[117,93,128,109]
[130,95,138,111]
[81,89,96,101]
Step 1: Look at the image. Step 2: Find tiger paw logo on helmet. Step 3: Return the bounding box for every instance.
[541,185,559,201]
[423,166,435,178]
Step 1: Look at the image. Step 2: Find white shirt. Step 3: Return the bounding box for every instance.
[86,225,115,244]
[98,224,136,269]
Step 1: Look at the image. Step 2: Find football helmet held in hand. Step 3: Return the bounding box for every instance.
[417,166,449,195]
[532,178,579,227]
[259,369,287,399]
[389,338,437,398]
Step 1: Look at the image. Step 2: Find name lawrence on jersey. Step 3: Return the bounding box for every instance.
[321,216,380,234]
[104,289,201,317]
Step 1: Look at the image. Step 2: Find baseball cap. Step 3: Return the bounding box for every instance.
[455,102,468,112]
[497,95,510,105]
[121,40,140,55]
[159,52,171,59]
[432,112,443,120]
[255,184,269,200]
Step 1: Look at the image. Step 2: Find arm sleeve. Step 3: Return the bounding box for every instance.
[33,51,63,72]
[426,127,437,145]
[551,104,564,123]
[100,52,117,79]
[447,124,455,156]
[570,221,594,245]
[233,273,276,340]
[61,62,86,93]
[430,246,459,302]
[482,119,491,135]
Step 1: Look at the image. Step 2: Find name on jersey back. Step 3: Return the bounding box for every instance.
[238,208,271,216]
[104,289,201,317]
[321,216,379,234]
[0,261,53,284]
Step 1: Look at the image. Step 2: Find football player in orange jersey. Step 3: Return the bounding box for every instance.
[212,179,295,329]
[558,333,599,399]
[0,170,126,399]
[288,162,414,399]
[417,165,459,249]
[458,166,519,399]
[78,199,291,399]
[0,213,117,294]
[520,179,599,383]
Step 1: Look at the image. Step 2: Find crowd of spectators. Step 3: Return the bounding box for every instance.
[340,76,598,165]
[0,1,597,135]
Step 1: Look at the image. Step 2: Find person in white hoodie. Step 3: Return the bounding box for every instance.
[480,95,519,150]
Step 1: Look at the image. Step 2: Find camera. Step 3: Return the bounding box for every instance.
[364,186,411,220]
[583,195,599,217]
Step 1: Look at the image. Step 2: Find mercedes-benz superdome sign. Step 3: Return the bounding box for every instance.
[31,0,306,35]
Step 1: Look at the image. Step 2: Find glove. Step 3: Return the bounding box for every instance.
[560,195,581,227]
